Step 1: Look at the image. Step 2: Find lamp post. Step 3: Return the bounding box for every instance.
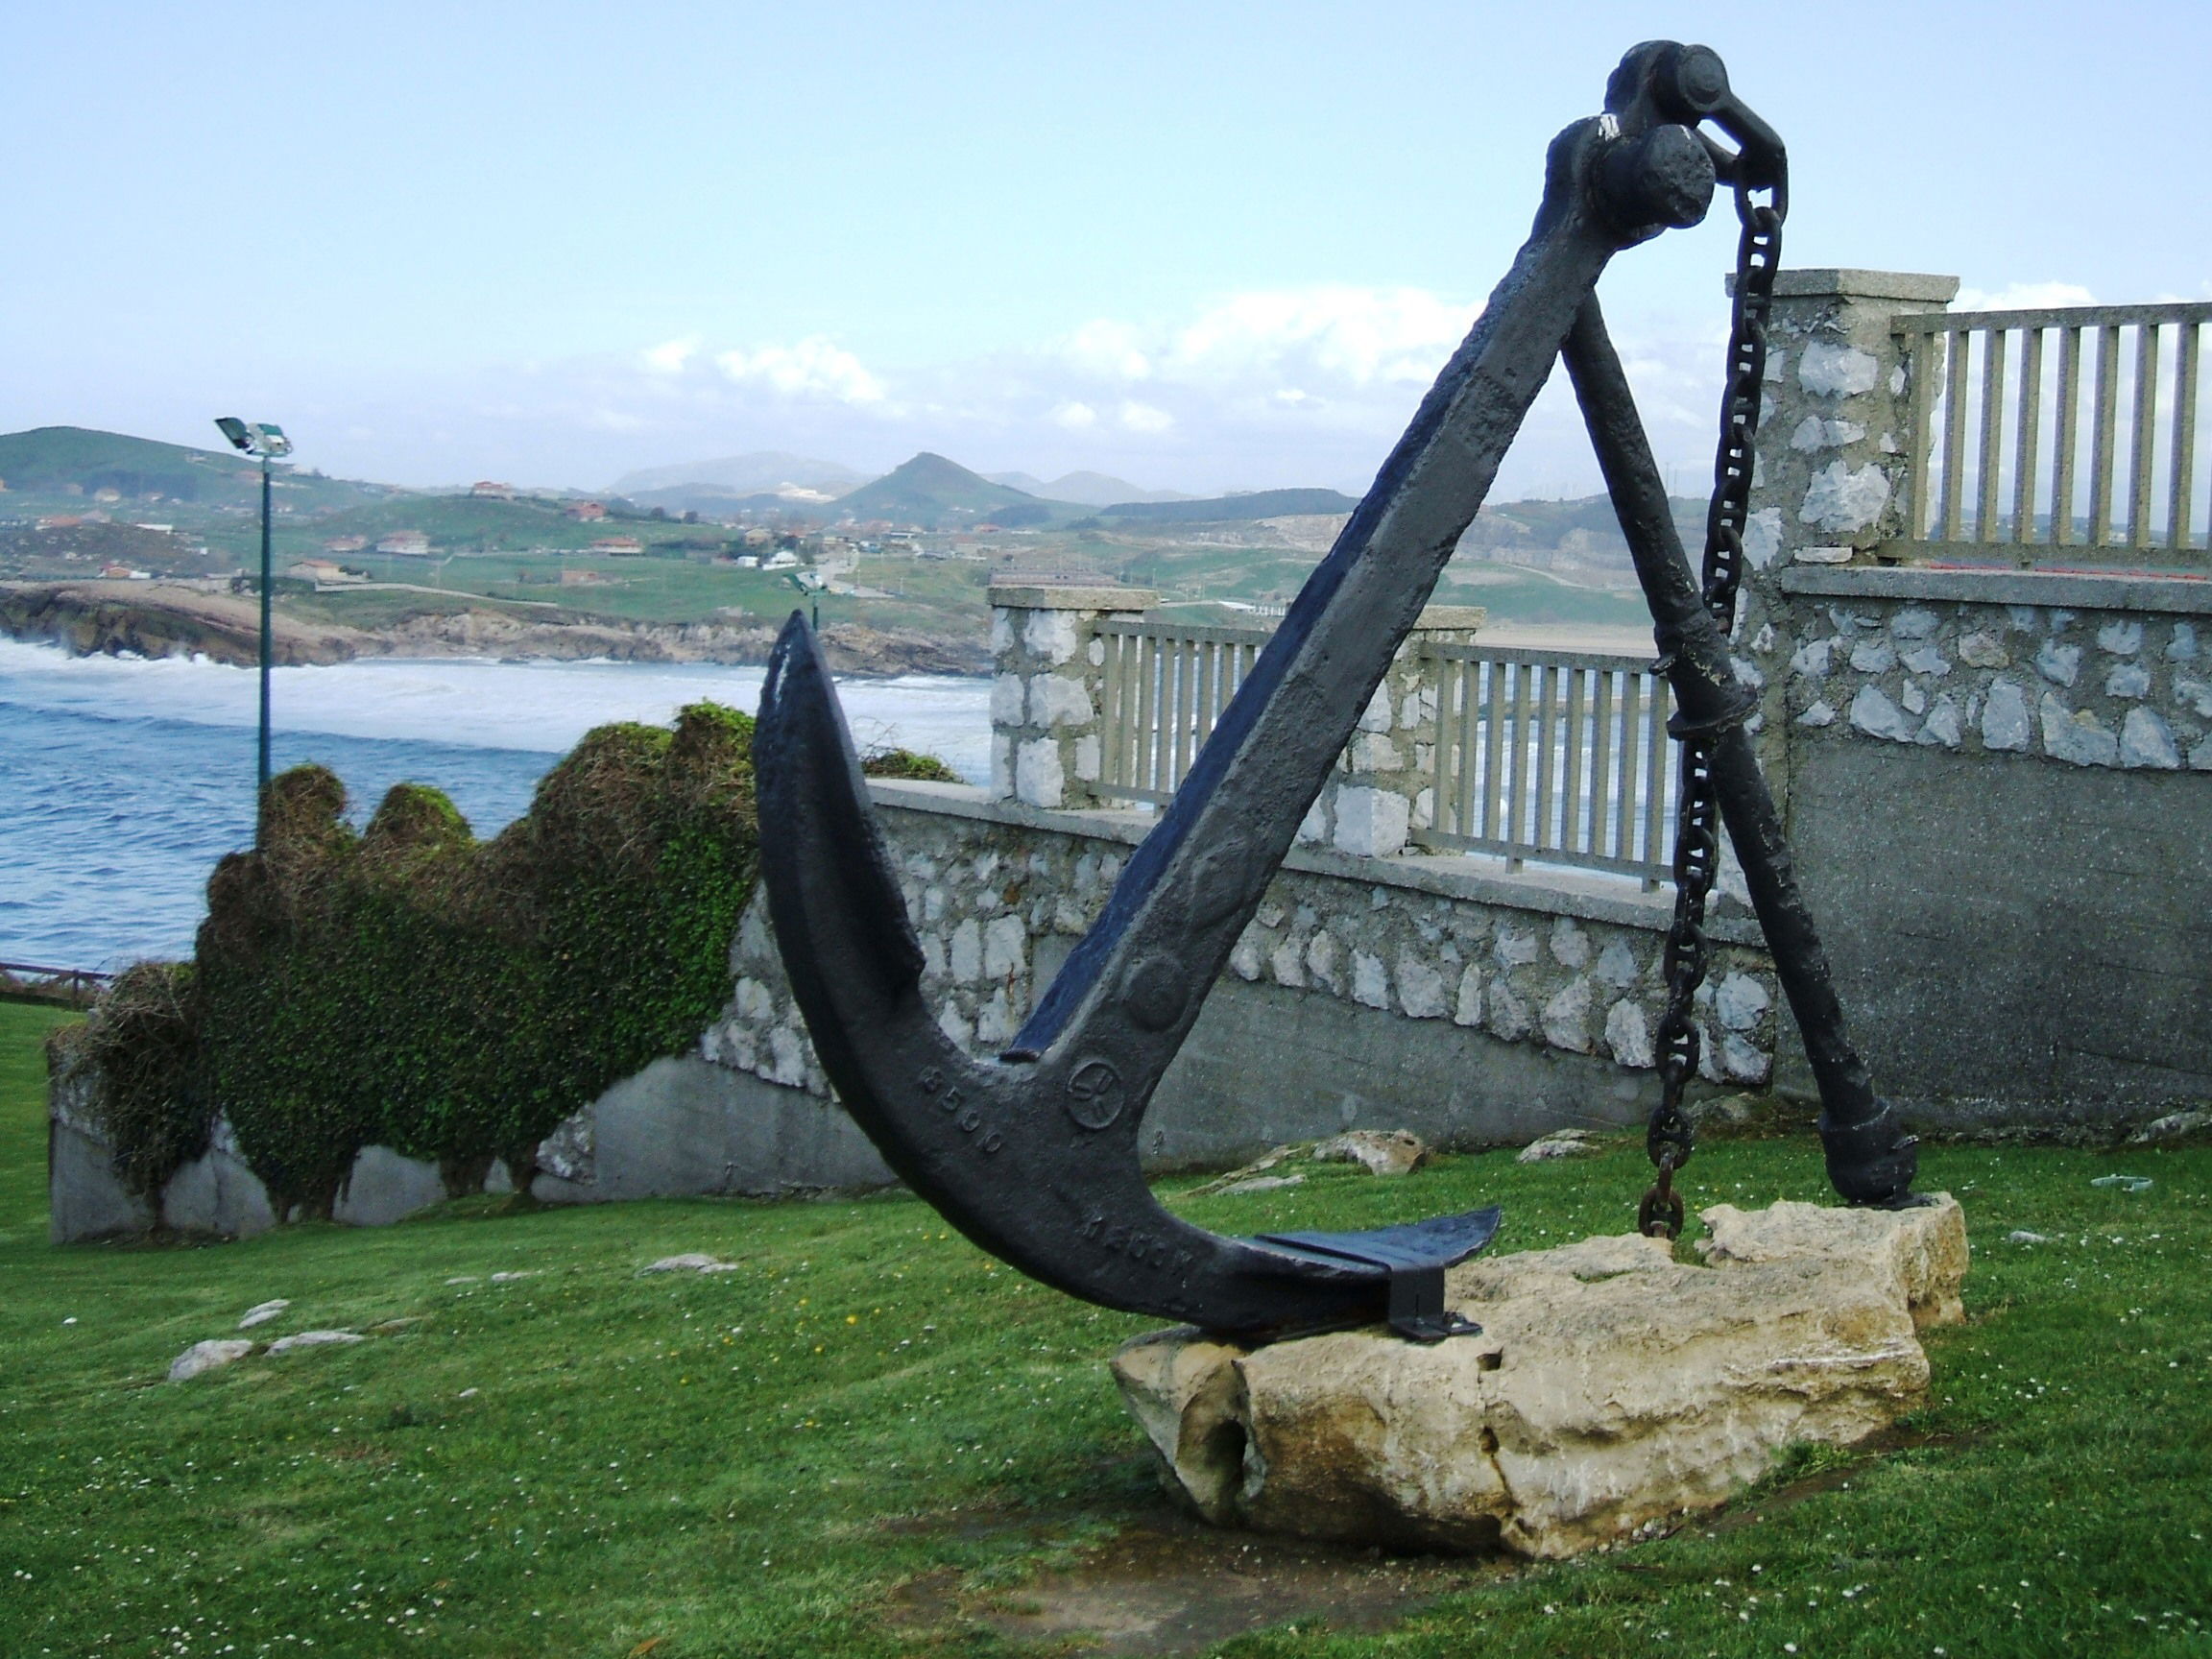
[214,417,292,846]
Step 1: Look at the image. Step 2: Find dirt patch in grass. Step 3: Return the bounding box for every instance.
[885,1504,1505,1654]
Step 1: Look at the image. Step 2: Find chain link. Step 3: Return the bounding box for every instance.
[1641,172,1785,1240]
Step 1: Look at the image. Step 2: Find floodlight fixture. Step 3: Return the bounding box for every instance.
[214,417,292,459]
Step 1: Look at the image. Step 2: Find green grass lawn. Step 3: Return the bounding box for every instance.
[2,998,2207,1656]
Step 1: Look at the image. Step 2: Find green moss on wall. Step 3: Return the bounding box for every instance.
[96,701,762,1220]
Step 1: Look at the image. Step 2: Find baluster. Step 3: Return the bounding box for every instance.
[2129,323,2162,548]
[2173,321,2201,553]
[1170,636,1196,790]
[1532,662,1559,855]
[1614,673,1642,865]
[1099,628,1124,793]
[1135,631,1159,797]
[1642,671,1671,883]
[1977,325,2008,541]
[1940,327,1972,541]
[1561,664,1589,857]
[1590,668,1617,863]
[1906,329,1938,541]
[2052,326,2082,545]
[2090,323,2122,546]
[2013,327,2044,547]
[1480,659,1506,846]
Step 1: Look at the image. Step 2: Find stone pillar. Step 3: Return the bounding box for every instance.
[987,583,1157,809]
[1302,605,1488,857]
[1731,270,1960,781]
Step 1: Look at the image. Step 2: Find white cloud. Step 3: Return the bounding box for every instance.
[1952,281,2097,312]
[1059,319,1151,382]
[1166,285,1479,388]
[1118,399,1173,433]
[639,335,701,375]
[713,337,885,405]
[1048,399,1097,429]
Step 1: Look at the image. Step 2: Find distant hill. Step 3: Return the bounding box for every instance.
[622,481,844,518]
[983,469,1190,507]
[833,452,1080,529]
[608,451,865,496]
[0,425,391,513]
[1096,487,1362,524]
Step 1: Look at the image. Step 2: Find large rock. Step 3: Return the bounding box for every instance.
[1112,1195,1966,1558]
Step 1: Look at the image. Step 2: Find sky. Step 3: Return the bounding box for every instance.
[8,1,2211,499]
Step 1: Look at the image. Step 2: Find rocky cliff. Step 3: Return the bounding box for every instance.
[0,582,986,677]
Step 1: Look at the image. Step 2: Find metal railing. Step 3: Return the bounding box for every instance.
[0,960,112,1008]
[1414,644,1676,885]
[1895,301,2212,561]
[1095,616,1274,805]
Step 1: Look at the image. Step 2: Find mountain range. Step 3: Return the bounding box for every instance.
[0,425,1372,535]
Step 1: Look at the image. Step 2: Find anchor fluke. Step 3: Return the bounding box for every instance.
[755,611,1500,1339]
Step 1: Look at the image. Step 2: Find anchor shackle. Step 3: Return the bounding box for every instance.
[1608,39,1787,206]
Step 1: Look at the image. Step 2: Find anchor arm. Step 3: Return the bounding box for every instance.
[1559,297,1919,1206]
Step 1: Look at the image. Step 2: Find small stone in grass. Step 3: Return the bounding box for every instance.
[238,1299,291,1330]
[488,1270,538,1283]
[641,1253,739,1274]
[1216,1174,1305,1196]
[265,1331,365,1356]
[2008,1230,2053,1244]
[1518,1128,1604,1163]
[170,1339,254,1382]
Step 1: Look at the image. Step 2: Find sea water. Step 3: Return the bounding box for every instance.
[0,642,990,970]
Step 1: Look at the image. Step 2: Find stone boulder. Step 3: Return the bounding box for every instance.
[169,1338,253,1382]
[1515,1127,1604,1163]
[1112,1195,1965,1558]
[1311,1130,1430,1177]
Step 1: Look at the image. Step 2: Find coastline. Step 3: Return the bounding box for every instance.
[0,579,989,678]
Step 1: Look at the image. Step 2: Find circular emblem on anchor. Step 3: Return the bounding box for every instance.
[1120,952,1187,1031]
[1064,1056,1126,1130]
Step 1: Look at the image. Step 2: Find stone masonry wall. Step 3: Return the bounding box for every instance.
[1777,578,2212,772]
[702,781,1781,1163]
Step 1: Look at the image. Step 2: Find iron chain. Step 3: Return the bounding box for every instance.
[1642,174,1785,1239]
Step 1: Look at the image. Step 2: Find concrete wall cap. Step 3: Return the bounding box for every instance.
[1409,605,1488,632]
[1779,563,2212,616]
[1725,269,1960,304]
[987,583,1158,611]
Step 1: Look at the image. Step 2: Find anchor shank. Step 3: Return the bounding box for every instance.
[1560,298,1918,1206]
[1011,116,1660,1131]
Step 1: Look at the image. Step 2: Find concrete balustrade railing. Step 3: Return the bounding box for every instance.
[987,582,1489,861]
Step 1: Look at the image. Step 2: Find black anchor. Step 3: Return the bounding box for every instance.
[754,41,1917,1345]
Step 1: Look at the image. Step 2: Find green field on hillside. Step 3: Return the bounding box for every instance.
[3,999,2207,1655]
